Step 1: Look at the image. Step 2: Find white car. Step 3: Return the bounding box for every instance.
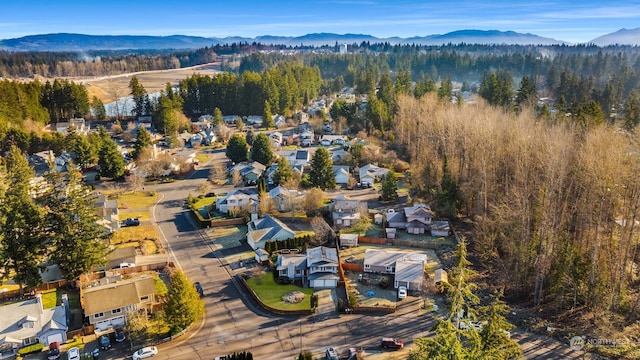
[320,139,332,146]
[398,286,407,299]
[67,347,80,360]
[132,346,158,360]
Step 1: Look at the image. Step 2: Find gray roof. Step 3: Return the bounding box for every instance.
[395,260,425,283]
[248,215,295,243]
[83,277,156,315]
[276,254,307,271]
[364,249,427,268]
[306,246,338,266]
[0,297,67,343]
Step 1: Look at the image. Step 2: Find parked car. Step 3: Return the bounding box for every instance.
[113,262,135,269]
[380,337,403,349]
[194,281,204,297]
[132,346,158,360]
[115,328,126,343]
[320,139,332,146]
[67,347,80,360]
[397,286,407,299]
[325,347,339,360]
[99,335,111,350]
[123,218,140,226]
[47,342,60,360]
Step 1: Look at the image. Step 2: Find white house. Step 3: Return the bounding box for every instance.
[363,249,427,290]
[268,186,304,212]
[333,165,350,185]
[0,294,68,357]
[331,197,366,229]
[246,215,296,250]
[339,233,359,248]
[216,189,259,214]
[279,149,312,167]
[431,220,451,237]
[276,254,307,281]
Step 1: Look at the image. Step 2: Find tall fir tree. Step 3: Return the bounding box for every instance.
[226,134,249,164]
[308,147,336,190]
[273,156,294,186]
[98,137,125,179]
[251,133,274,166]
[164,270,204,333]
[380,171,398,201]
[133,126,152,160]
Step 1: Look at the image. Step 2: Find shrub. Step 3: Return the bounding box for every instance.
[348,293,357,307]
[18,343,44,355]
[379,276,389,289]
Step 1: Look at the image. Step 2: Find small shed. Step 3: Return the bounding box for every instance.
[254,248,269,265]
[434,268,448,292]
[374,213,384,225]
[339,233,359,248]
[385,228,396,239]
[431,221,451,237]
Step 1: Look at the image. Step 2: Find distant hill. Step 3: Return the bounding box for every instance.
[588,28,640,46]
[0,30,568,51]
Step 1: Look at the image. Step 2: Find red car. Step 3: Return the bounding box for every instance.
[381,337,403,349]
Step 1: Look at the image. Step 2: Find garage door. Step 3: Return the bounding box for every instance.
[47,333,63,345]
[312,279,336,288]
[95,316,125,331]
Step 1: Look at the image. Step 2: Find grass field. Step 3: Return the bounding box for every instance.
[117,191,160,209]
[192,196,215,210]
[119,210,150,221]
[246,273,313,311]
[111,225,157,244]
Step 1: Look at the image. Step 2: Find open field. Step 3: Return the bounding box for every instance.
[76,63,222,102]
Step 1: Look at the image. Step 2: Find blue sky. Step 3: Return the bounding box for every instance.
[1,0,639,43]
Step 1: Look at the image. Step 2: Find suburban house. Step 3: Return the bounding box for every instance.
[358,163,390,185]
[306,246,340,288]
[363,249,427,290]
[270,131,284,148]
[339,233,359,248]
[223,115,239,125]
[244,115,263,126]
[0,294,68,357]
[279,149,312,167]
[333,165,350,185]
[275,246,339,288]
[268,186,303,212]
[330,149,349,163]
[56,118,88,135]
[273,114,287,128]
[82,276,157,331]
[216,188,259,214]
[321,135,347,145]
[228,161,266,185]
[246,215,296,250]
[330,197,367,229]
[95,194,120,232]
[276,254,307,282]
[386,204,434,234]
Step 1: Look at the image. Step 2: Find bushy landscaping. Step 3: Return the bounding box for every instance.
[246,273,313,311]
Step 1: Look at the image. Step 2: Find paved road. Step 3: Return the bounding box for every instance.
[115,151,590,360]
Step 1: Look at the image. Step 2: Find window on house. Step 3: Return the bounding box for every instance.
[140,296,149,302]
[125,305,136,312]
[112,308,121,315]
[94,312,104,318]
[365,264,370,269]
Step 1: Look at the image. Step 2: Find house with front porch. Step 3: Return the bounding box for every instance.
[0,294,68,358]
[82,276,157,332]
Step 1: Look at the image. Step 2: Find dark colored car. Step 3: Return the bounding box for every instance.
[47,342,60,360]
[123,218,140,226]
[115,328,126,343]
[194,282,204,297]
[380,337,403,349]
[99,335,111,350]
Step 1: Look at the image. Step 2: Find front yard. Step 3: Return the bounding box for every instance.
[245,273,313,311]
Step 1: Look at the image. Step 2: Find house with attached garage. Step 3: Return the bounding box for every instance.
[333,165,350,185]
[268,186,304,212]
[386,204,434,235]
[330,197,367,229]
[358,163,390,186]
[246,215,296,250]
[363,249,427,291]
[82,276,157,332]
[275,246,339,288]
[0,294,68,358]
[216,188,259,215]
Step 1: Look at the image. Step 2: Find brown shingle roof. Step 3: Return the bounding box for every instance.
[83,277,156,315]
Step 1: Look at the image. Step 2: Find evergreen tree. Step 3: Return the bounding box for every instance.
[133,126,152,160]
[129,76,148,118]
[43,166,109,280]
[436,156,461,218]
[479,289,523,359]
[98,137,125,179]
[235,117,244,132]
[308,147,335,190]
[438,76,453,102]
[414,76,437,98]
[251,133,274,166]
[515,76,537,113]
[213,107,223,126]
[622,91,640,130]
[0,146,46,290]
[273,156,293,186]
[73,135,97,170]
[164,270,205,333]
[380,171,398,201]
[245,127,256,146]
[263,101,275,129]
[226,134,249,164]
[90,96,106,120]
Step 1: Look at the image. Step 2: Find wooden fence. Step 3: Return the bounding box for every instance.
[358,237,387,245]
[0,279,71,302]
[341,263,364,272]
[191,209,245,228]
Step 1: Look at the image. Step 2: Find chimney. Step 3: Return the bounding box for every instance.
[61,294,70,326]
[35,293,44,314]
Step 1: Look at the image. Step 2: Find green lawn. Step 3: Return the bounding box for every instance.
[193,196,216,210]
[41,289,57,309]
[246,273,313,311]
[41,288,81,310]
[118,191,160,209]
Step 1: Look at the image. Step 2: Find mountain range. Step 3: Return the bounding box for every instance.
[0,29,638,52]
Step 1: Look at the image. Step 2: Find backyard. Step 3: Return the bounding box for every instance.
[206,225,248,249]
[245,272,313,311]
